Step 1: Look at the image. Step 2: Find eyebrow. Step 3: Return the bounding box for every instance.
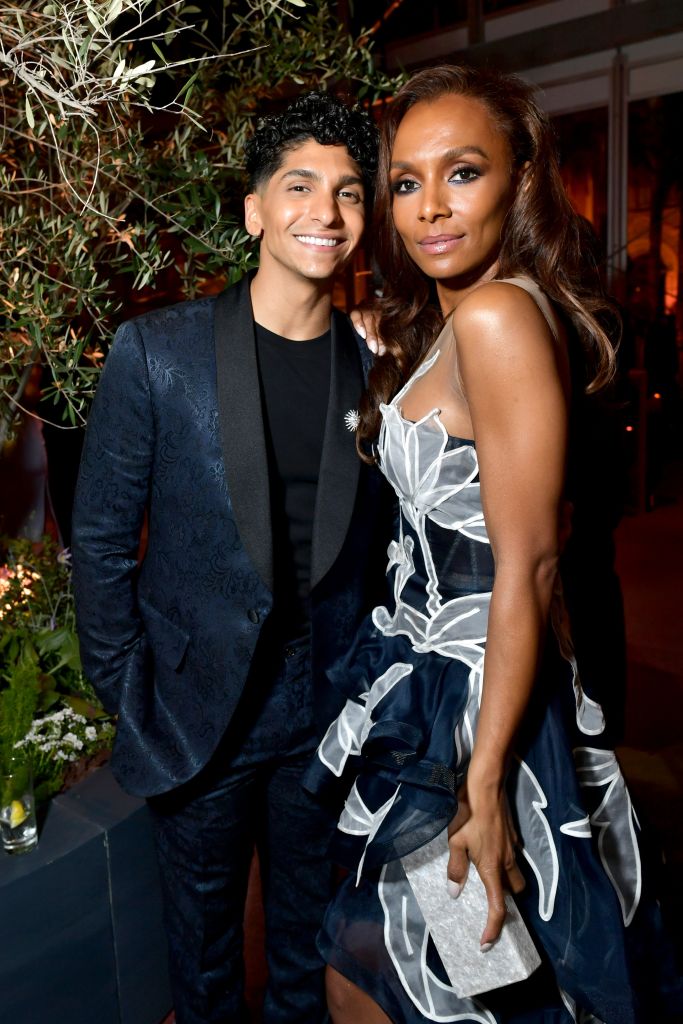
[280,168,364,188]
[391,145,489,170]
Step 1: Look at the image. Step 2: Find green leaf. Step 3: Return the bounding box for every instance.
[38,689,62,712]
[106,0,124,24]
[112,58,126,84]
[63,696,99,719]
[36,628,82,672]
[25,95,35,130]
[128,59,156,80]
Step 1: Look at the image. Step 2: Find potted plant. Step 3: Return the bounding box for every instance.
[0,535,115,806]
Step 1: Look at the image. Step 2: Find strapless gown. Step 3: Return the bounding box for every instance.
[304,345,682,1024]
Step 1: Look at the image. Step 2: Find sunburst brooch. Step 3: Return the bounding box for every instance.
[344,409,361,432]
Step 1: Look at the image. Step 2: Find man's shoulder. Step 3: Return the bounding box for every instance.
[126,293,218,339]
[332,306,371,373]
[331,306,362,350]
[117,273,251,356]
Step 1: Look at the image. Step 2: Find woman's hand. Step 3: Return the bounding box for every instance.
[446,782,525,950]
[350,308,386,356]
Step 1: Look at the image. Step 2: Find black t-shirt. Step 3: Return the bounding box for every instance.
[255,321,331,637]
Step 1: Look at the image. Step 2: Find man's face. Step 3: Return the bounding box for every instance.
[244,139,366,284]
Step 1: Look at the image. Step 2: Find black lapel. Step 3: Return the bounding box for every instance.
[214,276,273,592]
[310,310,364,590]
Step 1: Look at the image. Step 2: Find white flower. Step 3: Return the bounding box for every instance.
[344,409,360,432]
[63,733,84,750]
[85,726,97,741]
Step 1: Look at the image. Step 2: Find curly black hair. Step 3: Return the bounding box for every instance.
[244,92,378,192]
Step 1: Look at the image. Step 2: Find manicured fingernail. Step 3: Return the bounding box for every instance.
[480,941,493,953]
[447,880,462,899]
[368,339,378,354]
[356,324,366,339]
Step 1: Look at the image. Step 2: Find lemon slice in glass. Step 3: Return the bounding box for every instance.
[9,799,27,829]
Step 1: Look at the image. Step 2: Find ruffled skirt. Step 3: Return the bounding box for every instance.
[304,615,683,1024]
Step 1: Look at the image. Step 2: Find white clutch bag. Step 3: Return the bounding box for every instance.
[401,830,541,998]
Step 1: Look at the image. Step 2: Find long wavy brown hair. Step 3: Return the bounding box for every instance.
[357,64,619,460]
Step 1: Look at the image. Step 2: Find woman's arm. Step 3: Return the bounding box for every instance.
[446,281,569,947]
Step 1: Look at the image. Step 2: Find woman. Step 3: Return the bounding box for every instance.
[304,66,682,1023]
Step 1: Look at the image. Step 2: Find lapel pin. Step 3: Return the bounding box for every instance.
[344,409,360,432]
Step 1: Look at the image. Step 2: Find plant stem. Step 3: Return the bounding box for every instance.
[0,361,34,450]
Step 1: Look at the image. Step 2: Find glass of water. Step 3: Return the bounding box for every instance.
[1,757,38,855]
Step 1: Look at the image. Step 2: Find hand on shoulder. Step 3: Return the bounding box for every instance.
[350,307,385,356]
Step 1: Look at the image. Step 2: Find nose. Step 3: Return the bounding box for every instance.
[310,191,343,226]
[418,179,450,223]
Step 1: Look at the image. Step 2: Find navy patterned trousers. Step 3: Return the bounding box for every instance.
[148,636,335,1023]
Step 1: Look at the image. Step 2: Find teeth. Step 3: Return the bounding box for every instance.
[295,235,340,247]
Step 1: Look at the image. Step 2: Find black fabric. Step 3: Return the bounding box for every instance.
[255,322,331,637]
[148,638,335,1024]
[72,274,387,797]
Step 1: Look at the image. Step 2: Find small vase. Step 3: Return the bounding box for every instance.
[1,756,38,855]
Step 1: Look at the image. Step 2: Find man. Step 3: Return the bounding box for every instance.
[72,93,386,1023]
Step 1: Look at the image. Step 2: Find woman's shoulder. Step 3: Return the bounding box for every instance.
[454,277,547,318]
[452,278,562,347]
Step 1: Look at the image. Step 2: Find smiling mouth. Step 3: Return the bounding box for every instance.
[294,235,342,248]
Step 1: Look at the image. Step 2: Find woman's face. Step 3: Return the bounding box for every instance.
[389,92,518,307]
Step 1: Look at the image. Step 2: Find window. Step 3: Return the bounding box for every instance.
[553,106,609,254]
[627,93,683,336]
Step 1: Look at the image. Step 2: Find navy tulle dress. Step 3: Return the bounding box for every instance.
[304,288,683,1024]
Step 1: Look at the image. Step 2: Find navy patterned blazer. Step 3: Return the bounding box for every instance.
[72,274,387,798]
